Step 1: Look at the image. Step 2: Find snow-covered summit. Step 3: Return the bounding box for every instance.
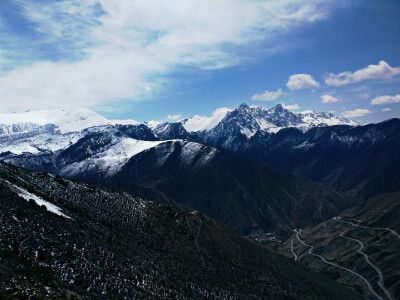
[208,103,362,135]
[181,107,232,132]
[174,103,361,136]
[300,110,359,129]
[0,108,141,134]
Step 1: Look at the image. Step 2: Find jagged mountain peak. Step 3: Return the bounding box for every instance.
[178,103,360,135]
[215,103,361,134]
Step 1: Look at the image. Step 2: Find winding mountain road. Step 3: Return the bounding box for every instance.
[294,229,384,300]
[339,231,393,300]
[334,217,400,239]
[290,239,298,261]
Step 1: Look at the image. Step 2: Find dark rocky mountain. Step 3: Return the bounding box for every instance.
[232,119,400,200]
[139,104,400,200]
[0,124,356,236]
[153,122,200,141]
[104,140,355,236]
[159,107,399,200]
[0,161,363,299]
[115,123,158,141]
[279,192,400,300]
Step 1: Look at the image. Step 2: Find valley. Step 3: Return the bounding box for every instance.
[280,193,400,300]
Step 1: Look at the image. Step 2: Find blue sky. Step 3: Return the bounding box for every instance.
[0,0,399,123]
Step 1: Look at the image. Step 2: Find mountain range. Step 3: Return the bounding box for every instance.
[1,103,400,299]
[0,106,361,236]
[1,105,399,235]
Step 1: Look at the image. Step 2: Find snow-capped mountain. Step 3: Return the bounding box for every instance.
[0,105,399,235]
[0,103,359,138]
[1,104,397,202]
[181,107,232,132]
[0,108,141,135]
[178,103,359,134]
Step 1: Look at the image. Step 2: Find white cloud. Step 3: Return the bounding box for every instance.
[325,60,400,86]
[252,89,283,101]
[382,108,392,112]
[286,74,319,90]
[167,114,182,121]
[371,94,400,105]
[341,109,371,118]
[282,103,300,110]
[321,94,338,103]
[213,107,232,116]
[147,120,162,128]
[0,0,337,112]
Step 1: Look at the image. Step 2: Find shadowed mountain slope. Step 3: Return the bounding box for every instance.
[0,161,363,299]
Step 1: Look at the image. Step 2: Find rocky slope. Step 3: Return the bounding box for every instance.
[0,162,363,299]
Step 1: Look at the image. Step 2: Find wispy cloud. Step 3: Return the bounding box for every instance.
[321,94,338,103]
[252,89,283,101]
[282,103,300,110]
[325,61,400,86]
[286,74,319,90]
[371,93,400,105]
[167,114,182,121]
[0,0,338,112]
[382,108,392,112]
[341,108,371,118]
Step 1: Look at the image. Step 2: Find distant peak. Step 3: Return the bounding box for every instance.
[238,103,249,109]
[273,104,284,111]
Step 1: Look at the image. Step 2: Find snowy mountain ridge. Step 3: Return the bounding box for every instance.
[0,104,361,137]
[0,108,141,135]
[194,103,361,135]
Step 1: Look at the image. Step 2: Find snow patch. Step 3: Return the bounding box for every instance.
[1,143,39,155]
[108,119,141,126]
[61,138,180,177]
[9,182,71,219]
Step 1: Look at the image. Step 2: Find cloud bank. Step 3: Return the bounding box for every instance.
[341,108,371,118]
[0,0,336,112]
[325,61,400,86]
[371,94,400,105]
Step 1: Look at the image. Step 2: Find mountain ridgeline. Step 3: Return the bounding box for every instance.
[1,124,355,236]
[154,104,400,200]
[0,104,399,236]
